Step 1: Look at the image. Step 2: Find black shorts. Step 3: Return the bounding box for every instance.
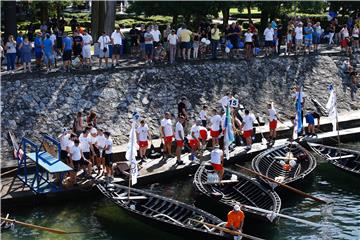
[83,152,91,160]
[80,158,89,166]
[60,150,68,162]
[113,44,121,55]
[202,120,207,127]
[74,45,82,56]
[265,41,273,47]
[73,160,81,171]
[153,41,160,47]
[353,37,359,41]
[181,42,191,49]
[245,42,253,47]
[131,38,138,46]
[105,153,113,167]
[63,50,72,61]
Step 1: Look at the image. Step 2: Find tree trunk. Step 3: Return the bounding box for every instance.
[56,2,61,21]
[222,7,230,26]
[40,1,49,23]
[103,1,116,35]
[247,4,252,22]
[4,1,17,39]
[184,14,191,26]
[260,8,269,31]
[172,14,178,26]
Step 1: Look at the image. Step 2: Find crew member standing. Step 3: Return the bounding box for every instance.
[226,204,245,240]
[160,112,174,159]
[210,108,222,148]
[175,116,185,165]
[241,110,256,150]
[210,144,224,180]
[137,119,152,162]
[268,103,278,143]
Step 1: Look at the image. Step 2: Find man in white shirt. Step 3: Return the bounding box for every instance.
[268,103,278,143]
[111,27,125,67]
[199,105,208,127]
[82,30,93,68]
[79,128,94,173]
[241,110,256,150]
[167,29,178,64]
[210,108,222,148]
[98,31,111,68]
[175,116,185,165]
[189,120,201,162]
[263,23,274,56]
[295,23,303,54]
[160,112,174,159]
[137,120,152,162]
[104,131,113,180]
[150,25,161,47]
[218,92,232,111]
[244,28,254,59]
[210,144,224,180]
[59,128,71,164]
[95,129,106,173]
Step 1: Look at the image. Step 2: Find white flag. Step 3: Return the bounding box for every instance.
[326,85,337,132]
[126,121,138,185]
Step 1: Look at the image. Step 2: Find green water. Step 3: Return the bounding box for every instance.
[2,143,360,240]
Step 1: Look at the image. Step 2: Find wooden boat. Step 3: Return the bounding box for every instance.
[1,214,12,231]
[306,142,360,176]
[193,163,281,223]
[97,183,230,240]
[251,142,316,185]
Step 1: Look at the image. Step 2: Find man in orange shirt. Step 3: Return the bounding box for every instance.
[226,204,245,240]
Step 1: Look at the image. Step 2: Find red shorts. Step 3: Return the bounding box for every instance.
[176,140,184,147]
[243,130,253,138]
[164,136,173,144]
[211,163,223,171]
[199,129,207,140]
[138,141,148,148]
[269,120,277,130]
[189,139,199,149]
[340,39,348,47]
[210,129,220,138]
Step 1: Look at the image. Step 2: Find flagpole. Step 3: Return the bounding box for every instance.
[128,121,134,201]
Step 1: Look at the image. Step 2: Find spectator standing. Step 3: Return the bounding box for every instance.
[263,23,274,56]
[73,31,83,63]
[304,23,314,54]
[27,23,35,42]
[129,25,139,56]
[176,24,183,58]
[192,27,201,59]
[43,33,55,73]
[111,27,125,67]
[34,32,43,69]
[352,25,359,52]
[98,32,111,68]
[313,22,322,52]
[340,25,350,53]
[167,29,178,64]
[5,35,17,73]
[87,110,97,127]
[144,27,154,63]
[276,24,284,55]
[139,24,146,60]
[19,36,32,72]
[244,28,253,59]
[49,30,58,67]
[62,32,73,72]
[179,24,192,60]
[210,24,220,60]
[228,23,241,57]
[82,30,93,69]
[15,31,24,65]
[151,25,161,47]
[163,24,171,52]
[295,23,303,54]
[328,21,335,45]
[40,22,48,35]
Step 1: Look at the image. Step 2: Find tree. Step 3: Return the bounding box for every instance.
[4,1,17,39]
[91,1,115,39]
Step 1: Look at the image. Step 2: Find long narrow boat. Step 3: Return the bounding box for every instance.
[193,163,281,223]
[97,183,230,240]
[306,142,360,176]
[251,142,316,185]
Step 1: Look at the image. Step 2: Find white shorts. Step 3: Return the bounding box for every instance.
[82,45,91,59]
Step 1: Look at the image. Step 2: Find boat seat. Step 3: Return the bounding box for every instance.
[114,196,148,200]
[328,154,355,161]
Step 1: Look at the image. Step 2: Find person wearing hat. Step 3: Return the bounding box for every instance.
[210,144,224,180]
[82,29,93,69]
[226,204,245,240]
[111,26,125,68]
[167,29,178,64]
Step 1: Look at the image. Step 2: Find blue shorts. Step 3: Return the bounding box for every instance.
[304,38,312,47]
[145,44,153,56]
[181,42,191,49]
[44,53,54,64]
[306,115,315,125]
[140,43,145,51]
[35,51,43,59]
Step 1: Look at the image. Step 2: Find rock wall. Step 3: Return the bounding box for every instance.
[1,54,359,166]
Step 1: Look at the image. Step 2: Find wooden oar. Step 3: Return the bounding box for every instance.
[189,218,264,240]
[235,165,330,204]
[0,217,84,234]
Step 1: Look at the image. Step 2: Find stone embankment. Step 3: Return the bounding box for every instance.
[1,53,359,166]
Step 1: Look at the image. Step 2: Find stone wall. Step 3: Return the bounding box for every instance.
[1,54,359,166]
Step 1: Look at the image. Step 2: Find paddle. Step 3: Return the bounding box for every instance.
[188,218,264,240]
[0,217,85,235]
[235,165,330,204]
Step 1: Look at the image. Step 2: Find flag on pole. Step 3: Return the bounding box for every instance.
[293,88,303,139]
[126,121,138,185]
[224,104,235,160]
[326,84,337,132]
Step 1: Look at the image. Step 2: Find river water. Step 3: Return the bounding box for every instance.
[2,143,360,240]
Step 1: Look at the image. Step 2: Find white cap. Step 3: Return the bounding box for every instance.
[234,204,241,211]
[90,128,97,134]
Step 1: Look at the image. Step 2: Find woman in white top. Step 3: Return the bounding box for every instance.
[5,35,17,73]
[244,28,253,59]
[352,25,359,52]
[98,31,111,68]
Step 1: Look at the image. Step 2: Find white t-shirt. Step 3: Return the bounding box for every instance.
[268,108,277,121]
[161,118,173,137]
[151,29,161,42]
[199,110,207,120]
[79,134,91,152]
[242,115,256,131]
[83,34,93,45]
[210,115,222,131]
[175,122,184,140]
[96,135,106,149]
[111,31,123,45]
[341,28,349,38]
[167,34,178,45]
[176,27,183,37]
[221,114,226,129]
[264,28,274,41]
[244,32,253,42]
[137,124,149,141]
[60,133,70,151]
[295,27,303,40]
[70,145,81,161]
[105,138,113,154]
[50,34,56,45]
[219,96,230,109]
[98,35,111,49]
[190,125,200,139]
[211,148,223,164]
[89,135,97,145]
[293,91,305,103]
